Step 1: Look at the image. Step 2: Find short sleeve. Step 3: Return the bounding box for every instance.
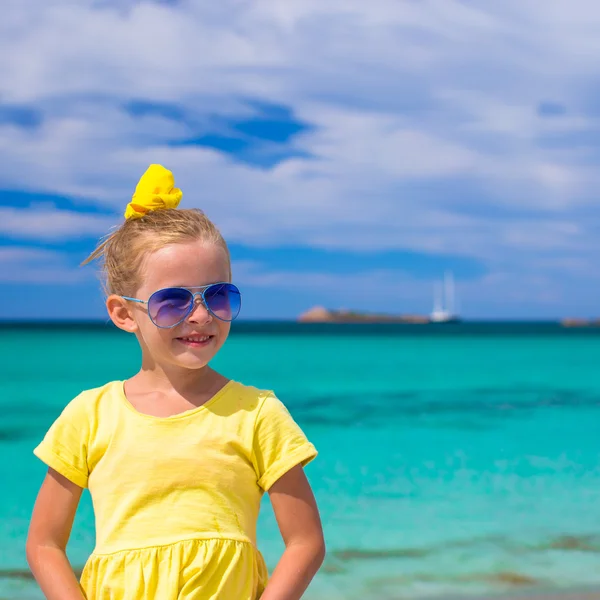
[33,394,91,488]
[252,393,317,491]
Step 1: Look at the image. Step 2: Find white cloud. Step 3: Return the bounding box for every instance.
[0,246,91,283]
[0,205,117,240]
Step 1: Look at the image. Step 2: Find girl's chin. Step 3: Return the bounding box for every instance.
[170,349,216,368]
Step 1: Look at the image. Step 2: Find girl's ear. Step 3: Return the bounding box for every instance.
[106,294,139,333]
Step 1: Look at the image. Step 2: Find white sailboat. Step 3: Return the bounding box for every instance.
[430,271,460,323]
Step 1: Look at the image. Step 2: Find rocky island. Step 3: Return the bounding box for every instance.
[560,318,600,327]
[298,306,430,324]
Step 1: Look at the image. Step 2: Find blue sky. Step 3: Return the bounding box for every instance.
[2,0,600,320]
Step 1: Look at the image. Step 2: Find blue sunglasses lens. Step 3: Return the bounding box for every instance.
[204,283,241,322]
[147,284,241,327]
[148,288,193,327]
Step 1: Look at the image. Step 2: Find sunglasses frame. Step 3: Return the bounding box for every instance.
[121,282,241,328]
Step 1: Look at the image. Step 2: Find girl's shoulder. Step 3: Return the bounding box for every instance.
[57,380,127,427]
[218,381,298,428]
[218,380,276,415]
[66,379,125,409]
[34,381,125,487]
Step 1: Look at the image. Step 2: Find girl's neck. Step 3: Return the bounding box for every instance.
[131,364,226,398]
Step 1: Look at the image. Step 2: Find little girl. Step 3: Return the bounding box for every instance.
[26,165,325,600]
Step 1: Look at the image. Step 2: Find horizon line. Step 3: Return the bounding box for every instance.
[0,318,586,325]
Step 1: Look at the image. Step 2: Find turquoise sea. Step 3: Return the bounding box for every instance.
[1,322,599,599]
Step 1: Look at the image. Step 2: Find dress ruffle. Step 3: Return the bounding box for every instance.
[80,538,268,600]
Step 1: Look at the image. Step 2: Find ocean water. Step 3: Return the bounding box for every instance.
[1,322,599,600]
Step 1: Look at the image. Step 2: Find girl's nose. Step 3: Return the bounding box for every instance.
[187,296,212,324]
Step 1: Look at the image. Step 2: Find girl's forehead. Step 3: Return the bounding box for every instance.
[139,241,230,290]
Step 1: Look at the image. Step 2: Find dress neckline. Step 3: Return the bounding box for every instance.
[116,379,234,422]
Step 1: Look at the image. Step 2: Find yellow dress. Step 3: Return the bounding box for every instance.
[33,380,317,599]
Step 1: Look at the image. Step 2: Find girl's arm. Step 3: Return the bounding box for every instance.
[26,468,87,600]
[261,464,326,600]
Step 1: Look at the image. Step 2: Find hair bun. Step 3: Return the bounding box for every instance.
[124,164,183,220]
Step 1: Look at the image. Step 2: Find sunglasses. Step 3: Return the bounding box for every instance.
[121,282,241,328]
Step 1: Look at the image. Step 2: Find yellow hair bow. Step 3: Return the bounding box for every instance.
[124,164,183,220]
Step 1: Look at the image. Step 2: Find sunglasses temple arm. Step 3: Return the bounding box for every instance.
[121,296,147,304]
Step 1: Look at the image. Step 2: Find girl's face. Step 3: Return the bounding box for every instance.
[128,239,232,372]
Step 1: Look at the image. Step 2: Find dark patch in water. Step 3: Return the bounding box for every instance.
[0,403,62,418]
[285,387,600,427]
[375,391,422,401]
[333,547,430,561]
[370,570,541,587]
[543,534,600,552]
[0,427,33,442]
[0,567,83,580]
[330,535,515,565]
[0,569,35,580]
[320,561,345,574]
[328,532,598,572]
[439,534,513,551]
[486,572,539,586]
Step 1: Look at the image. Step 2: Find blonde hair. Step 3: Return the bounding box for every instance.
[82,208,231,296]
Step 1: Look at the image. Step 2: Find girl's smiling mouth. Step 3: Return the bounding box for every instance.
[176,334,214,347]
